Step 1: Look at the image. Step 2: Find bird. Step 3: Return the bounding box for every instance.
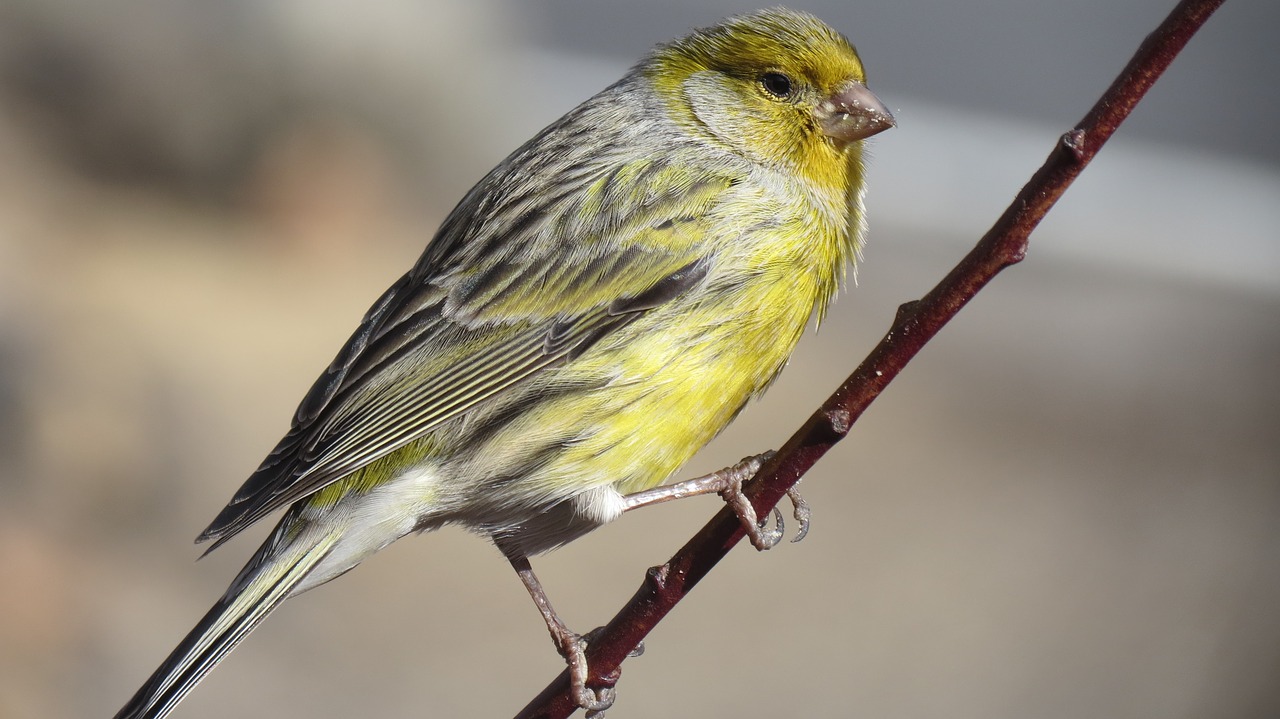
[112,7,893,718]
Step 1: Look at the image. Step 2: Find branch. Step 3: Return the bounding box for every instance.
[514,0,1226,716]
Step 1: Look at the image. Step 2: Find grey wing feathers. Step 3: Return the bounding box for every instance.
[196,234,713,548]
[196,263,693,547]
[197,83,729,549]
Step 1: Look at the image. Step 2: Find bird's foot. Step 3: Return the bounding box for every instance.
[551,627,616,717]
[717,452,811,550]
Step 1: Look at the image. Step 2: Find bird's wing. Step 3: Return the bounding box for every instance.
[198,156,733,547]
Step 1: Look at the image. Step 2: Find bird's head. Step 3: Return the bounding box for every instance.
[644,7,894,187]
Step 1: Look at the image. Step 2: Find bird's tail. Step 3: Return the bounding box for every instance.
[113,530,339,719]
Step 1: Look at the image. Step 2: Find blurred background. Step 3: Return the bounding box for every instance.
[0,1,1277,718]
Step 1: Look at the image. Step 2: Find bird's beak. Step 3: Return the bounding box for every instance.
[816,81,895,147]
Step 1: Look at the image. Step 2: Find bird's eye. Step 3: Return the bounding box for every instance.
[759,72,796,99]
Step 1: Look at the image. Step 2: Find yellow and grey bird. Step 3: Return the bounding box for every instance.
[113,7,893,718]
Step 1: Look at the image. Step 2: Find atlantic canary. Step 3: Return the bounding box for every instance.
[113,7,893,717]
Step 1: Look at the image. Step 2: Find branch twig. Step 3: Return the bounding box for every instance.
[514,1,1226,716]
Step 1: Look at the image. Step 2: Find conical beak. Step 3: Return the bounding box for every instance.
[816,81,895,147]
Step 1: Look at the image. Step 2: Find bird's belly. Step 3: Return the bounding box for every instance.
[436,259,828,555]
[534,285,813,498]
[460,304,809,555]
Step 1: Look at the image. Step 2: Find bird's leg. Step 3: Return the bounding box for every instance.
[622,451,811,549]
[505,551,616,716]
[500,453,805,713]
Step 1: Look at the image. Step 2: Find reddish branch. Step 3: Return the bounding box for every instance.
[514,0,1226,716]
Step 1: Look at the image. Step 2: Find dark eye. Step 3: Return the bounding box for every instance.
[759,72,795,99]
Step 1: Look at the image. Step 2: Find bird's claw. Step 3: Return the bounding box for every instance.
[787,486,811,543]
[718,453,811,550]
[553,630,617,716]
[582,687,616,719]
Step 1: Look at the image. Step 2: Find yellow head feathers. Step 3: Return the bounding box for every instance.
[643,8,891,185]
